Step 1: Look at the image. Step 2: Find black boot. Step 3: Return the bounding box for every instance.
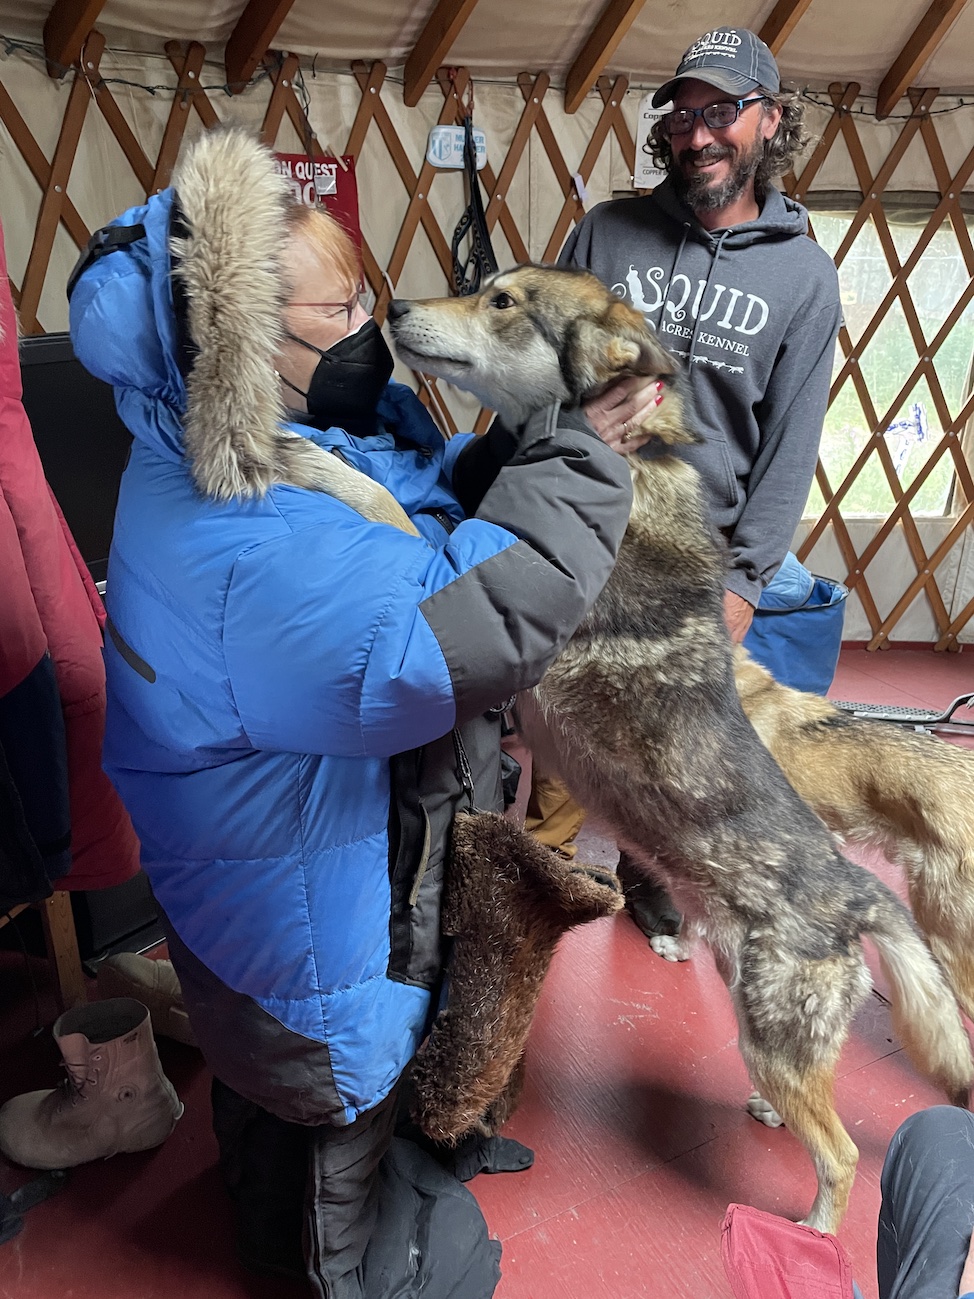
[615,850,682,940]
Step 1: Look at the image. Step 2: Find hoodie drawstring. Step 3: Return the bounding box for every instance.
[658,221,728,367]
[685,229,729,367]
[659,222,691,330]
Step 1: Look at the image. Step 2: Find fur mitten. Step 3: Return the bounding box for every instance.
[411,811,623,1143]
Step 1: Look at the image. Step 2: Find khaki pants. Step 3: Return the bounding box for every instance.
[523,764,587,859]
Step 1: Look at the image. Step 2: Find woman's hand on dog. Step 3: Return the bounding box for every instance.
[583,376,664,454]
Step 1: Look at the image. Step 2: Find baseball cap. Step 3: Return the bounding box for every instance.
[652,28,780,108]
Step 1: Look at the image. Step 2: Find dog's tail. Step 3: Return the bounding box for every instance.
[864,882,973,1106]
[925,928,974,1027]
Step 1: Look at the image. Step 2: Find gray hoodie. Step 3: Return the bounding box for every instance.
[559,177,841,606]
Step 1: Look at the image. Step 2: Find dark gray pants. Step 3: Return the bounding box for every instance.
[210,1077,501,1299]
[878,1106,974,1299]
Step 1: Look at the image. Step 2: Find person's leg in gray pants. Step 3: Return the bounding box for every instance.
[878,1106,974,1298]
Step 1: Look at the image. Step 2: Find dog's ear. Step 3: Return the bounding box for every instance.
[606,303,678,383]
[566,301,698,447]
[568,300,677,395]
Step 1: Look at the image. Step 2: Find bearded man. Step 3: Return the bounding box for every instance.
[526,29,843,944]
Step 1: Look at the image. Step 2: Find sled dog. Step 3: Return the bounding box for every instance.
[386,265,974,1234]
[735,646,974,1024]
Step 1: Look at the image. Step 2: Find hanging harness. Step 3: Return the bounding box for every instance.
[449,79,498,297]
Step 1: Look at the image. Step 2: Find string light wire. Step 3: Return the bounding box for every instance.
[1,33,973,119]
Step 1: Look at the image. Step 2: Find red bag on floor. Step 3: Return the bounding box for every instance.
[721,1205,854,1299]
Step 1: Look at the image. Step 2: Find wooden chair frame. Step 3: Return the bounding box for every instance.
[1,893,87,1013]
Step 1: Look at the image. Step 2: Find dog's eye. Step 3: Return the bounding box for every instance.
[490,292,516,309]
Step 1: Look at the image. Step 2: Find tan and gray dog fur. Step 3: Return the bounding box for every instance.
[734,647,974,1027]
[386,266,974,1234]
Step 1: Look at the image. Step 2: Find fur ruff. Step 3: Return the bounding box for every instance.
[170,128,416,532]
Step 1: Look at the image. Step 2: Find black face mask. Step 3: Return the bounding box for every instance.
[281,318,395,436]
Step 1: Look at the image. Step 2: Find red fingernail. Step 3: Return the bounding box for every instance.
[655,394,664,406]
[655,380,664,390]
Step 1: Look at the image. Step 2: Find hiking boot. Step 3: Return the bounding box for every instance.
[97,953,197,1047]
[0,998,183,1169]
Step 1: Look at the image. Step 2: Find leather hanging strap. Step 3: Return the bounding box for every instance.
[450,84,498,297]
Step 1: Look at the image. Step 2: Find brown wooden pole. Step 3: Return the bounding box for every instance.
[18,31,104,332]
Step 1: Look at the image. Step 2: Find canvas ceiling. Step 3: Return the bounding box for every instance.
[1,0,974,93]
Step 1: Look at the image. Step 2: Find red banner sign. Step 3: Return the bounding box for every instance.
[272,153,362,259]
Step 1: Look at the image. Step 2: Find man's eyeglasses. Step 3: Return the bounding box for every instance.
[288,293,365,329]
[660,97,770,137]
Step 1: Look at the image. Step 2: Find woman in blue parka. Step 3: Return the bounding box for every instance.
[68,127,634,1296]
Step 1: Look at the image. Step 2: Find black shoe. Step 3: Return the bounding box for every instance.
[615,851,682,940]
[0,1171,68,1247]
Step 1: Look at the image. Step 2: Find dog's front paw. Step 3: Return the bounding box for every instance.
[747,1091,784,1128]
[649,933,692,962]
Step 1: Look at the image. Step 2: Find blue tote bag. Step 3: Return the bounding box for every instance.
[742,553,849,695]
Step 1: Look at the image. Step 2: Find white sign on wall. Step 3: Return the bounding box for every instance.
[426,125,488,170]
[633,93,670,190]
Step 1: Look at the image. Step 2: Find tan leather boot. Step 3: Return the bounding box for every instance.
[0,998,183,1169]
[96,953,197,1047]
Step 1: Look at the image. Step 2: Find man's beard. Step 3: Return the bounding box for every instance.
[671,133,766,214]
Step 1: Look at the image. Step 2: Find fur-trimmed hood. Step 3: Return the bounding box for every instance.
[70,129,307,501]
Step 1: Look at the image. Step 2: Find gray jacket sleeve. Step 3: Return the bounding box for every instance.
[421,403,632,723]
[725,300,841,605]
[450,419,519,516]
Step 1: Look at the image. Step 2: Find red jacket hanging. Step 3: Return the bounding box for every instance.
[0,217,139,900]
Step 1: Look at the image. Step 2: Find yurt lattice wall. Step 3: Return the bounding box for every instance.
[1,0,974,647]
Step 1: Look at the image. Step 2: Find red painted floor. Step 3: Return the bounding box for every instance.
[1,646,972,1299]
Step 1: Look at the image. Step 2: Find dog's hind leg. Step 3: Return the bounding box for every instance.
[729,943,871,1233]
[707,939,784,1128]
[744,1050,859,1234]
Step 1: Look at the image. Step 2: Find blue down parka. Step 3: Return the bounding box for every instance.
[68,129,632,1127]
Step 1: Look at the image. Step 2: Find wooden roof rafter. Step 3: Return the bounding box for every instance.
[42,0,107,77]
[757,0,815,55]
[564,0,646,115]
[876,0,971,119]
[19,30,104,331]
[225,0,298,92]
[562,0,810,116]
[403,0,481,107]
